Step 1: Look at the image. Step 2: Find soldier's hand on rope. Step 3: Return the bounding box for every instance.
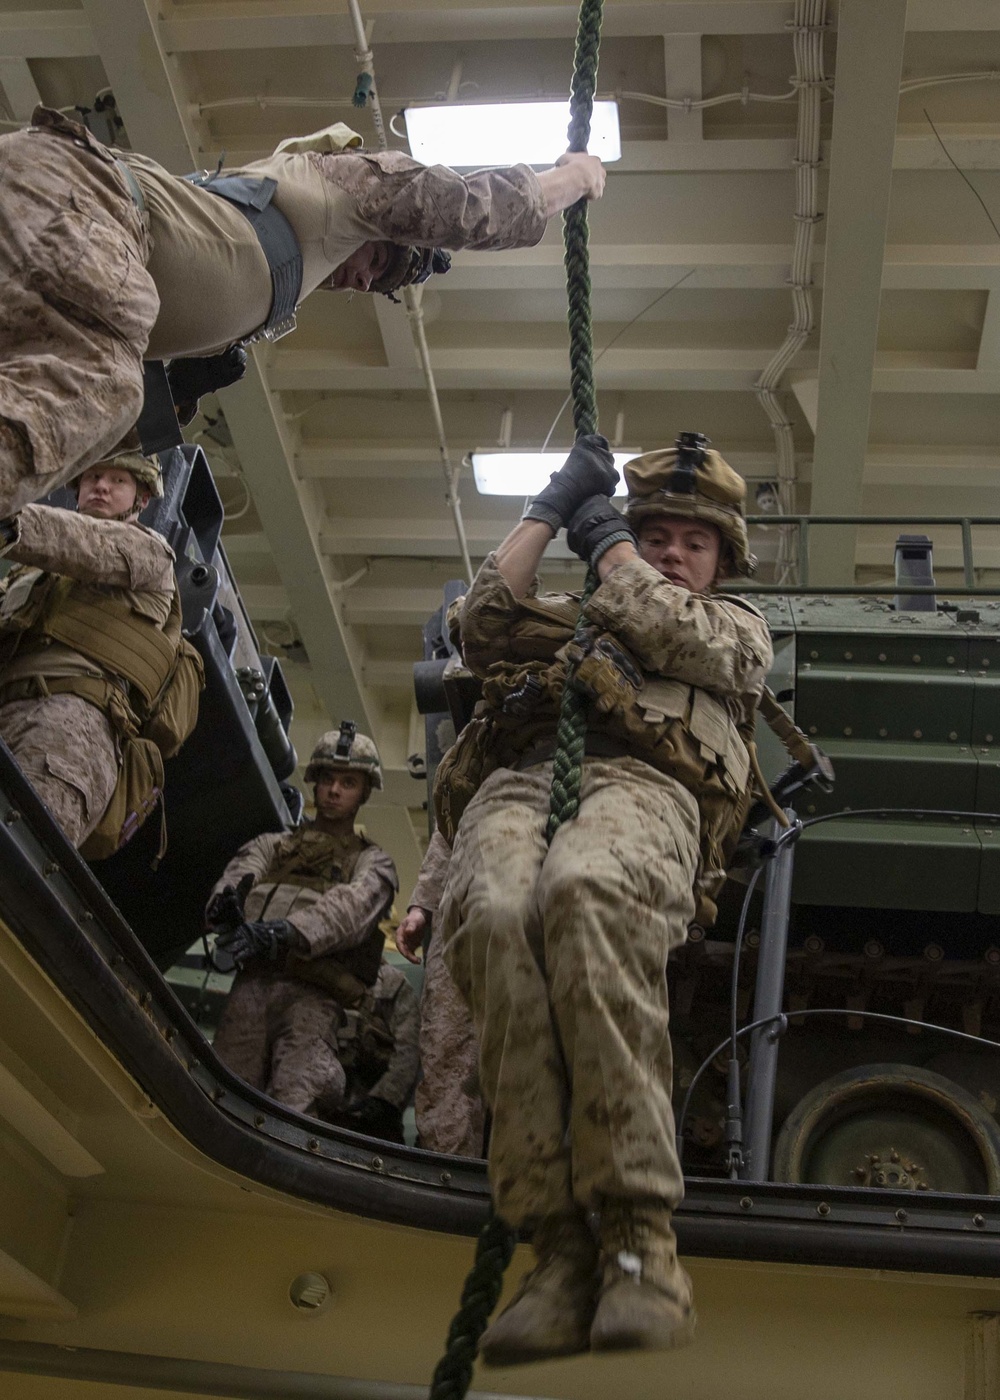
[555,150,607,200]
[567,494,638,568]
[214,917,294,970]
[522,433,617,531]
[395,906,428,964]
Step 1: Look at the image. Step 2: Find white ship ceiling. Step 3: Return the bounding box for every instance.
[1,0,999,886]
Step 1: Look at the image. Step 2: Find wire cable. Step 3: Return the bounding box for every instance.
[677,1008,1000,1163]
[923,108,1000,242]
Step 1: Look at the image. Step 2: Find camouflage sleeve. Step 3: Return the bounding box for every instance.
[3,506,175,593]
[206,833,282,916]
[583,556,774,697]
[314,150,547,251]
[459,552,539,677]
[407,829,452,919]
[289,844,399,959]
[368,973,421,1110]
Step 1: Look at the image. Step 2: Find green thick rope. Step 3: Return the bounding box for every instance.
[427,3,603,1395]
[546,0,605,842]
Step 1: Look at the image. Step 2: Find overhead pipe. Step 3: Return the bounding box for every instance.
[753,0,828,582]
[346,0,474,584]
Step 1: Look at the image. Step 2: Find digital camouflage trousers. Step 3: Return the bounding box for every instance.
[440,756,700,1227]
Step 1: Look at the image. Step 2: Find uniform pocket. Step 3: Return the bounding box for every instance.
[27,205,154,346]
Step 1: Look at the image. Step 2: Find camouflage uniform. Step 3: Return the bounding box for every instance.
[440,553,773,1227]
[407,829,485,1157]
[0,502,175,846]
[0,108,547,512]
[0,109,159,514]
[210,823,398,1115]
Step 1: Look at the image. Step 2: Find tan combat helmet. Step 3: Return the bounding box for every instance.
[623,434,756,578]
[304,720,383,791]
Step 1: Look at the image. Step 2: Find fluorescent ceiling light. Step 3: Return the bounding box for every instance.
[472,451,641,498]
[404,101,621,168]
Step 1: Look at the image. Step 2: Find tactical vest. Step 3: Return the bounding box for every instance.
[0,567,179,718]
[434,593,763,925]
[248,825,385,991]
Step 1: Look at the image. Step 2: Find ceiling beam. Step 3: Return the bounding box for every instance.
[807,0,908,584]
[79,0,198,173]
[0,58,41,121]
[222,356,377,732]
[663,33,703,142]
[0,10,93,59]
[293,445,793,479]
[160,3,799,54]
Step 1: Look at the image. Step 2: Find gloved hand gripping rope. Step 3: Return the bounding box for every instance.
[426,1,606,1395]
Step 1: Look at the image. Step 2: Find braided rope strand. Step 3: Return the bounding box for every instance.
[427,1215,518,1400]
[427,3,603,1394]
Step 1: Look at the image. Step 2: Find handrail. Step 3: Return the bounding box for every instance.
[743,512,1000,594]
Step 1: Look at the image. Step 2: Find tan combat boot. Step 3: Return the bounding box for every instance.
[479,1212,599,1367]
[590,1198,696,1352]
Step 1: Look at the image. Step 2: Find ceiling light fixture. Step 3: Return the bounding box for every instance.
[471,450,641,498]
[403,100,622,167]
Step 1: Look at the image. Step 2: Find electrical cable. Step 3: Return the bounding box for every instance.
[677,1007,1000,1163]
[923,108,1000,242]
[687,800,1000,1168]
[539,267,697,454]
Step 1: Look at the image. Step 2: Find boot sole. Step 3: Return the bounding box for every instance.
[590,1308,697,1354]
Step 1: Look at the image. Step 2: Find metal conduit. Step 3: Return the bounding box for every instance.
[346,0,475,585]
[754,0,828,581]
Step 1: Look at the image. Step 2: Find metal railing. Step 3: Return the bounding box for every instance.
[740,514,1000,595]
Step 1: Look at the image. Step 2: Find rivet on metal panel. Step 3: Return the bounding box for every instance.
[42,861,59,876]
[739,1197,753,1210]
[987,734,995,744]
[949,732,958,741]
[440,1171,453,1185]
[807,804,816,814]
[895,1209,908,1224]
[843,727,852,737]
[4,809,20,823]
[878,653,887,663]
[253,1114,265,1128]
[879,728,888,738]
[984,948,1000,965]
[947,656,955,665]
[307,1138,319,1152]
[810,650,819,660]
[924,944,944,961]
[212,1086,224,1103]
[372,1156,385,1172]
[809,726,818,735]
[844,651,852,661]
[913,730,922,740]
[912,654,921,664]
[817,1202,831,1217]
[974,1214,986,1228]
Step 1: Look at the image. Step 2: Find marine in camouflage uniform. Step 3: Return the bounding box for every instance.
[0,452,176,848]
[209,726,403,1125]
[0,107,606,514]
[396,828,485,1157]
[437,435,773,1363]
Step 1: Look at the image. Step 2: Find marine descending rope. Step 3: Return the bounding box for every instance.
[426,2,605,1396]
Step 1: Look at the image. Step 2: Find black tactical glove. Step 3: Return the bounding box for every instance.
[566,494,638,569]
[340,1095,406,1145]
[205,872,255,932]
[214,917,294,971]
[522,434,618,532]
[167,346,247,426]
